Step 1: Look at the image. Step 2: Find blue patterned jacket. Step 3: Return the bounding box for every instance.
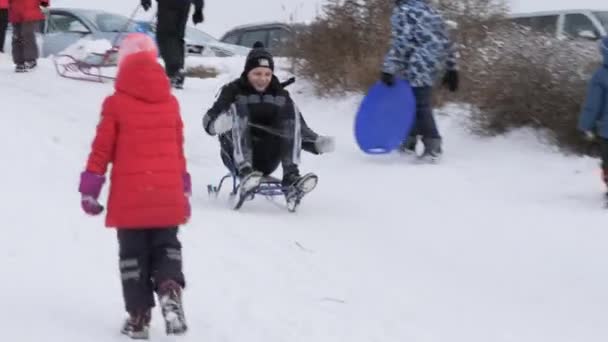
[382,0,457,87]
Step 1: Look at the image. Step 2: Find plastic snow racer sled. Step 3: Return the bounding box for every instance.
[207,171,318,213]
[354,78,416,154]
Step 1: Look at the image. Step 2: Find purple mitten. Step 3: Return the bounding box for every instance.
[183,172,191,196]
[79,171,106,198]
[79,171,105,216]
[81,196,104,216]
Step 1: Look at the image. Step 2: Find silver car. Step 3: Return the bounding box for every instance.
[4,7,248,58]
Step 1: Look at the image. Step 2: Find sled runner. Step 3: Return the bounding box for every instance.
[53,50,119,83]
[207,172,317,213]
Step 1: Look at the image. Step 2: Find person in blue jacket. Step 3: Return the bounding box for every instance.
[381,0,458,162]
[578,36,608,188]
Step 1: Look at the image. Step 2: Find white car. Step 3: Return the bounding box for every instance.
[3,8,249,58]
[508,9,608,40]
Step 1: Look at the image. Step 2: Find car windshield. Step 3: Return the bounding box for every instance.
[185,27,217,43]
[82,11,139,33]
[594,11,608,32]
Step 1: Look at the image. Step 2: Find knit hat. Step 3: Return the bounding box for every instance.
[243,41,274,74]
[117,33,158,67]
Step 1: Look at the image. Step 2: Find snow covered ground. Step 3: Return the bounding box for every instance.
[1,53,608,342]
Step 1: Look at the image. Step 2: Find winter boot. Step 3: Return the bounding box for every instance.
[399,136,418,156]
[170,70,185,89]
[157,280,188,335]
[238,166,263,196]
[24,60,37,71]
[120,309,151,340]
[419,137,442,163]
[15,64,26,73]
[282,171,317,193]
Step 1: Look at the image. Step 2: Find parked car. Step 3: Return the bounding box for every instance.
[508,9,608,40]
[137,21,250,57]
[3,7,248,58]
[220,22,305,56]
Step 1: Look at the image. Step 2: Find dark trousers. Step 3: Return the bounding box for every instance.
[220,133,282,176]
[0,9,8,53]
[117,227,185,313]
[409,87,441,139]
[599,138,608,185]
[11,21,39,64]
[156,0,190,77]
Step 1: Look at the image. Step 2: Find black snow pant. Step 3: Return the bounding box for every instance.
[408,86,441,139]
[11,21,39,65]
[156,0,190,78]
[117,227,185,313]
[219,101,302,178]
[220,133,282,177]
[599,138,608,185]
[0,9,8,53]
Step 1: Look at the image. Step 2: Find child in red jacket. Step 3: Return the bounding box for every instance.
[8,0,48,71]
[78,33,190,339]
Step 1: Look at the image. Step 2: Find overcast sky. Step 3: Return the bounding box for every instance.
[52,0,608,38]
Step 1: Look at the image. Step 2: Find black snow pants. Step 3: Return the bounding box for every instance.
[599,138,608,185]
[11,21,39,65]
[156,0,190,78]
[0,9,8,53]
[220,133,283,176]
[117,227,185,313]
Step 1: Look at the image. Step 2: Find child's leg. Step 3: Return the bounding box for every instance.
[11,23,24,66]
[117,229,155,315]
[600,138,608,188]
[413,86,442,156]
[150,226,187,335]
[22,21,39,61]
[150,227,185,288]
[0,9,8,53]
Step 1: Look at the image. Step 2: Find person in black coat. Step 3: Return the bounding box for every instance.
[141,0,204,88]
[203,42,333,195]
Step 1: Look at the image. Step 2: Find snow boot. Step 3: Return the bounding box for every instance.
[238,167,263,195]
[170,70,185,89]
[419,137,442,163]
[157,280,188,335]
[25,60,37,71]
[15,64,26,73]
[282,171,318,212]
[120,309,151,340]
[399,136,418,156]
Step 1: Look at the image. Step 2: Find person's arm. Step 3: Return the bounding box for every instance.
[193,0,204,9]
[203,82,238,135]
[86,97,117,175]
[382,5,413,76]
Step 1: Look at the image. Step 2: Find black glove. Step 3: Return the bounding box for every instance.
[380,72,395,87]
[141,0,151,11]
[40,1,49,7]
[193,7,204,24]
[442,69,459,92]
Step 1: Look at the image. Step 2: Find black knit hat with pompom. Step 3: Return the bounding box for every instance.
[244,41,274,74]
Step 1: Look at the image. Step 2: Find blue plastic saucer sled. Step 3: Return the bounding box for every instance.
[354,78,416,154]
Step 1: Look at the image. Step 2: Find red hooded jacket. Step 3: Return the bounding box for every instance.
[85,51,188,229]
[9,0,48,23]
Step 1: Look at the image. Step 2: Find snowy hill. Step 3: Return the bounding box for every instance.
[1,53,608,342]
